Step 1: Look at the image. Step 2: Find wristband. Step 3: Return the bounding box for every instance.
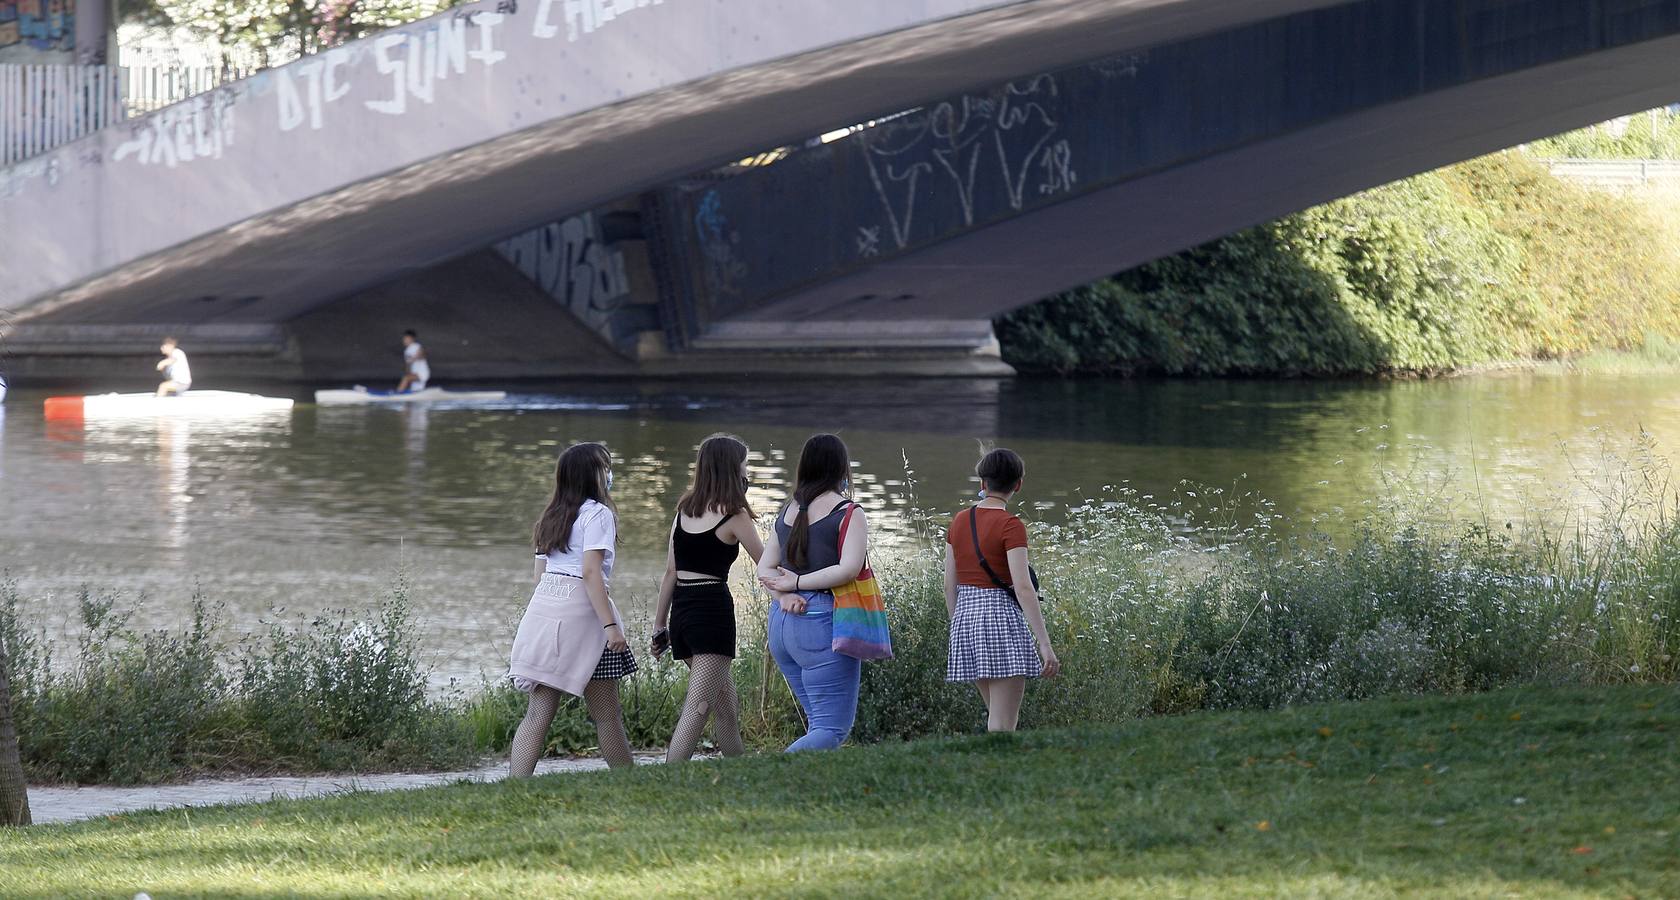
[603,623,617,630]
[795,573,800,591]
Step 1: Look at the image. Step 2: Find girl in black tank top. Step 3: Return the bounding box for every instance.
[671,516,740,581]
[652,435,767,762]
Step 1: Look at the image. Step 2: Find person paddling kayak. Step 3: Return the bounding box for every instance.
[155,337,192,397]
[397,330,430,393]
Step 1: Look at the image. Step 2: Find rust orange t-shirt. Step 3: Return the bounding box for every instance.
[946,507,1029,588]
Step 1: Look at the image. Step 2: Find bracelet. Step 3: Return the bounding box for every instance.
[603,622,617,630]
[795,573,800,591]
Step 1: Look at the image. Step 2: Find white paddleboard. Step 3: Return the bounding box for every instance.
[314,386,509,405]
[44,390,294,420]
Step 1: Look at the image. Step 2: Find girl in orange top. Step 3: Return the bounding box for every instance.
[944,448,1060,731]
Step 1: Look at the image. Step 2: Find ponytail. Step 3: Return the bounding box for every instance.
[784,433,850,571]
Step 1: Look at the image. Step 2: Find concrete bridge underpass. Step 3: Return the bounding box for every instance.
[6,0,1680,382]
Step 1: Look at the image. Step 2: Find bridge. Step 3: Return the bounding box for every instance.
[5,0,1680,382]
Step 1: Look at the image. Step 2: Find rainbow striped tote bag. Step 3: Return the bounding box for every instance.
[831,503,893,660]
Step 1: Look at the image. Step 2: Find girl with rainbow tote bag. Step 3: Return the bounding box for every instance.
[831,503,893,659]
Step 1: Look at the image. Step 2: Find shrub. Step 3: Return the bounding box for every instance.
[1,583,476,784]
[997,152,1680,375]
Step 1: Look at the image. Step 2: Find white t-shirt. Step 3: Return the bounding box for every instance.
[164,349,191,385]
[537,499,616,582]
[404,342,430,382]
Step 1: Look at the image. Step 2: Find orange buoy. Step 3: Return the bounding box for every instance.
[43,395,84,421]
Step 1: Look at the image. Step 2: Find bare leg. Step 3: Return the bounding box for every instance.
[712,663,745,757]
[396,374,416,393]
[584,678,634,769]
[509,685,562,777]
[979,676,1026,732]
[667,654,735,762]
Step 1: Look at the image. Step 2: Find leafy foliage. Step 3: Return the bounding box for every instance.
[136,0,463,67]
[997,152,1680,375]
[1526,107,1680,159]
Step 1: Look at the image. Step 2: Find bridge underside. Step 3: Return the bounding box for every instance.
[733,35,1680,327]
[7,0,1680,379]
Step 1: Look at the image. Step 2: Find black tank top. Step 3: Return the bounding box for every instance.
[672,516,740,580]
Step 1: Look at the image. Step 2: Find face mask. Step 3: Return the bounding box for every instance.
[840,478,850,494]
[978,489,988,500]
[605,471,614,493]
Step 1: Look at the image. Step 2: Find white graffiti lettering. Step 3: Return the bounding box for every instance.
[112,93,237,169]
[469,12,508,66]
[436,16,469,77]
[860,74,1074,253]
[365,33,410,116]
[534,0,661,41]
[276,50,356,132]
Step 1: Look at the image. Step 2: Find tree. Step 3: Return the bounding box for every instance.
[0,633,29,828]
[146,0,464,70]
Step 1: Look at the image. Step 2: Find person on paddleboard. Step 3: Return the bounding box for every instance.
[155,337,192,397]
[396,330,429,393]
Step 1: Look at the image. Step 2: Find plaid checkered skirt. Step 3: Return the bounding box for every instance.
[591,647,638,681]
[946,585,1042,682]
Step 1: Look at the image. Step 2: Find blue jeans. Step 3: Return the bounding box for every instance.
[768,591,861,752]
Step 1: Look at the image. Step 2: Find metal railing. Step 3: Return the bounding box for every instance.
[0,64,125,166]
[1,63,253,167]
[123,65,253,115]
[1539,157,1680,189]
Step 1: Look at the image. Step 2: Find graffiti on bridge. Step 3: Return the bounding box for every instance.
[496,211,631,337]
[860,75,1078,255]
[0,0,74,57]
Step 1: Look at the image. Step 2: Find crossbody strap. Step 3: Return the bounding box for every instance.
[968,506,1013,592]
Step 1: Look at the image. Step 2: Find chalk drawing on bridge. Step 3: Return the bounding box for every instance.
[495,210,631,338]
[860,74,1079,254]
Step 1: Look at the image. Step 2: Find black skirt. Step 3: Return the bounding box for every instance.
[670,581,736,659]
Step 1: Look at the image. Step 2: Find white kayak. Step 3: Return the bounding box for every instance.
[44,390,294,420]
[314,386,508,405]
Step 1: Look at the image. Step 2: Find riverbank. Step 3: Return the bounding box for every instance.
[7,684,1675,898]
[8,463,1677,785]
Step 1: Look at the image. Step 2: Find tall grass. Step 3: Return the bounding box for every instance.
[4,450,1677,784]
[1,583,476,784]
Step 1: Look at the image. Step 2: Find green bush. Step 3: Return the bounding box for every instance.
[997,152,1680,375]
[1,583,477,784]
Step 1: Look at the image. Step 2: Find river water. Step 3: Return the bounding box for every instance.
[4,373,1679,685]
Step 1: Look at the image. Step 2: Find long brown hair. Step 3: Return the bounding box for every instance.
[785,433,850,570]
[532,442,615,554]
[678,433,753,519]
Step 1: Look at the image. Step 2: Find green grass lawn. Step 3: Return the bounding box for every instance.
[5,685,1676,898]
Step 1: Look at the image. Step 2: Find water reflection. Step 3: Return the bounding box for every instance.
[157,418,191,566]
[4,372,1680,684]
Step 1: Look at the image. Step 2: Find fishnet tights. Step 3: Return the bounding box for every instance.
[666,654,744,762]
[509,680,634,777]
